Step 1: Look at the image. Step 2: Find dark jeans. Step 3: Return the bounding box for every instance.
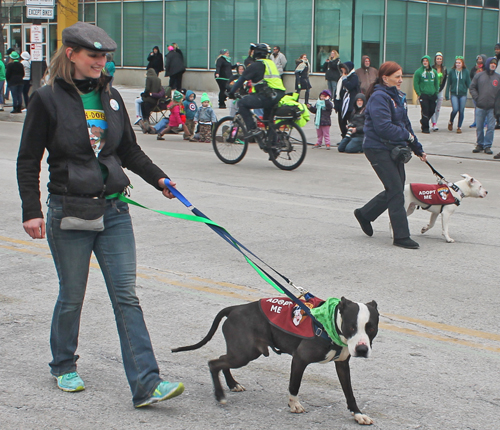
[419,93,437,132]
[46,195,162,406]
[169,72,183,91]
[238,91,285,131]
[22,80,31,108]
[358,148,410,240]
[337,109,352,138]
[141,101,156,121]
[10,84,23,110]
[216,78,228,107]
[338,136,363,153]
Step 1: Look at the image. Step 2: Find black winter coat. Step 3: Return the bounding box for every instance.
[6,61,24,86]
[164,49,185,77]
[215,56,236,80]
[147,52,164,75]
[349,107,365,136]
[323,59,341,82]
[334,72,359,113]
[308,100,333,126]
[17,78,167,222]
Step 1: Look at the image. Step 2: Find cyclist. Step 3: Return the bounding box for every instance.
[228,43,286,139]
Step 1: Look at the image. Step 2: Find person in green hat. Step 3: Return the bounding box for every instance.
[5,51,24,113]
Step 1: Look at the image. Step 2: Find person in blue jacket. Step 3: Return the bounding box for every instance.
[354,61,427,249]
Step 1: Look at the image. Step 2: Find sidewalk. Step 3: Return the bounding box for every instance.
[2,84,499,161]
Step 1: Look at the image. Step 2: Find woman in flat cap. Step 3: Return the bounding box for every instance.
[16,22,184,408]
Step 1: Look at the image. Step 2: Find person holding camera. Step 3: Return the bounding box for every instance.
[354,61,427,250]
[338,93,366,153]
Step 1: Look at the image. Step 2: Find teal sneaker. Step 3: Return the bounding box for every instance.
[135,381,185,408]
[54,372,85,392]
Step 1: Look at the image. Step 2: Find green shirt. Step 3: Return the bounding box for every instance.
[80,90,109,181]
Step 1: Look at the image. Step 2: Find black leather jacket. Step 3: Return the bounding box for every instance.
[17,78,167,222]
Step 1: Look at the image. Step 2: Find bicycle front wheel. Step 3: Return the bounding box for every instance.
[212,116,249,164]
[269,121,307,170]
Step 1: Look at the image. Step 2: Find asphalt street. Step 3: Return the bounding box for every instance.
[0,86,499,430]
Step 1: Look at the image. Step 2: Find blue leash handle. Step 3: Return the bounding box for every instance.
[164,179,193,208]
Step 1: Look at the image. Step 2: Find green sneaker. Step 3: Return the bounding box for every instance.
[54,372,85,392]
[135,381,185,408]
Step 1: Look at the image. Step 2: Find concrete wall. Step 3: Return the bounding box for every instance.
[114,68,463,106]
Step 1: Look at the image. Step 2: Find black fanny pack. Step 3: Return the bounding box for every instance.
[60,196,106,231]
[390,146,412,164]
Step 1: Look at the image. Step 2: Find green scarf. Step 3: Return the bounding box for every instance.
[314,99,325,129]
[310,297,347,347]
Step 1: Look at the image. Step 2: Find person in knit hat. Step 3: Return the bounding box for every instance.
[193,93,217,142]
[157,90,192,139]
[307,89,333,149]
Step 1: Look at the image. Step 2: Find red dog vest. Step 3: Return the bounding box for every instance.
[259,296,325,339]
[410,183,456,205]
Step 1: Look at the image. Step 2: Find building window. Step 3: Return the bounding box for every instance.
[260,0,286,67]
[187,0,208,68]
[97,3,122,66]
[285,0,312,72]
[353,0,384,70]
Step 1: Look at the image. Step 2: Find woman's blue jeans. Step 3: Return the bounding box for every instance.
[450,95,467,128]
[46,195,161,406]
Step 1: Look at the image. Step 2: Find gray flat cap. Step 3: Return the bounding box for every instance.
[62,22,117,52]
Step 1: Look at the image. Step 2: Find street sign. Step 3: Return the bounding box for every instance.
[31,25,43,43]
[31,44,43,62]
[26,0,55,6]
[26,7,54,19]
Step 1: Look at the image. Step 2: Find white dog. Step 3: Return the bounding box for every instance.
[404,174,488,243]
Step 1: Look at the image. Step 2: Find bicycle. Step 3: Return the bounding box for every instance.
[211,100,308,171]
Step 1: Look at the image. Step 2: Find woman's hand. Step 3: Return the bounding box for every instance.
[158,178,177,199]
[418,152,428,162]
[215,73,219,78]
[23,218,45,239]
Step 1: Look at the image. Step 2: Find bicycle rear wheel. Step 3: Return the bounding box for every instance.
[212,116,249,164]
[269,121,307,170]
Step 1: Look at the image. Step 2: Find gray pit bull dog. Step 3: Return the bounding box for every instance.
[172,296,379,425]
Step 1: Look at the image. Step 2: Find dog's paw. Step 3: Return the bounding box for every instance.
[230,384,246,392]
[353,413,373,425]
[288,395,305,413]
[421,226,429,234]
[445,237,455,243]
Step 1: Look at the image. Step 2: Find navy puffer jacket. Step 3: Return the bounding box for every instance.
[363,84,423,155]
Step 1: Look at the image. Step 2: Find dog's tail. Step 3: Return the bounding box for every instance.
[171,306,236,353]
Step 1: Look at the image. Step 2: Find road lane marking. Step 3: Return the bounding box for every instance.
[1,235,499,353]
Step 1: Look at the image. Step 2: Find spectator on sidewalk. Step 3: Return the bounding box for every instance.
[215,49,237,108]
[431,52,447,131]
[334,61,359,138]
[355,55,378,95]
[338,93,366,153]
[104,53,116,87]
[164,44,185,91]
[413,55,439,134]
[271,46,287,80]
[469,54,487,128]
[445,56,470,134]
[469,57,500,155]
[323,50,341,97]
[307,89,333,149]
[0,52,5,111]
[294,54,312,105]
[5,51,24,114]
[146,46,164,76]
[20,51,31,110]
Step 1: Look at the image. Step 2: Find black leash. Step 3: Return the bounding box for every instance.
[424,161,462,205]
[163,180,339,346]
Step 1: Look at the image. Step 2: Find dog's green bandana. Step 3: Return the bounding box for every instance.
[310,298,347,347]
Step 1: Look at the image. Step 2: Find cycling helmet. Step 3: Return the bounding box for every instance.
[253,43,271,59]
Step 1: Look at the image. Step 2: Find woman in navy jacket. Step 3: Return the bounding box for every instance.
[354,61,427,249]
